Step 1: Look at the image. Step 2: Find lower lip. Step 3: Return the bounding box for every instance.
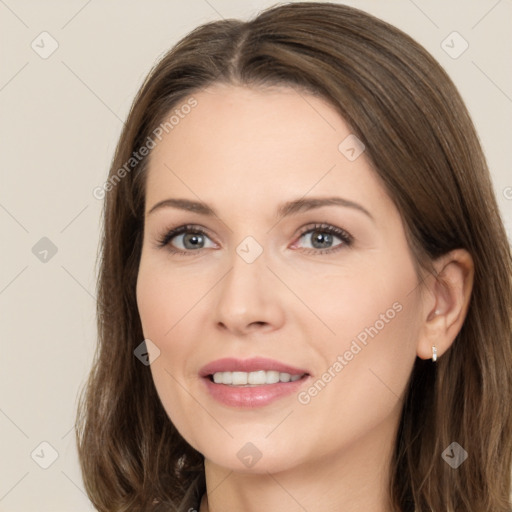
[202,376,309,408]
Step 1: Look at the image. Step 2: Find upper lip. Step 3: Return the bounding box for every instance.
[199,357,309,377]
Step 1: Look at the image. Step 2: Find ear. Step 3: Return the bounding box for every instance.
[416,249,474,361]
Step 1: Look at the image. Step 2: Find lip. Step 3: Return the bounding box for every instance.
[199,357,308,377]
[199,357,310,408]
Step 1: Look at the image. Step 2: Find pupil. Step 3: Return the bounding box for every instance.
[184,233,203,249]
[312,231,332,249]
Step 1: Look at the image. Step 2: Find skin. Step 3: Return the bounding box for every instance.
[136,84,474,512]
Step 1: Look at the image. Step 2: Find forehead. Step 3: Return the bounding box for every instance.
[144,84,392,218]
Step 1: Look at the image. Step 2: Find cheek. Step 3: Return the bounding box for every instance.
[136,262,193,374]
[295,254,420,439]
[294,252,418,348]
[136,257,207,443]
[302,299,418,444]
[300,248,419,377]
[136,254,204,339]
[136,253,165,338]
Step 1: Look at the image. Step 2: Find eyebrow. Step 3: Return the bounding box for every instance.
[147,196,374,222]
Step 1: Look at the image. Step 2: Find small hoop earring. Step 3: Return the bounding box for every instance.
[432,345,438,362]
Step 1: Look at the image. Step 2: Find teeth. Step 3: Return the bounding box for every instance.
[232,371,248,385]
[211,370,305,386]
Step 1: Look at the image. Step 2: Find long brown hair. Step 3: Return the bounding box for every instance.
[76,3,512,511]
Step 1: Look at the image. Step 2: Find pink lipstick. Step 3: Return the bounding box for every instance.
[199,357,310,408]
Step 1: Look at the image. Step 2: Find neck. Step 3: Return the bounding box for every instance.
[199,413,398,512]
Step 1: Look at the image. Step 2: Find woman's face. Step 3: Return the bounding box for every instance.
[136,84,424,474]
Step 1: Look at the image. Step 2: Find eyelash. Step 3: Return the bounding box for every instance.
[156,223,353,256]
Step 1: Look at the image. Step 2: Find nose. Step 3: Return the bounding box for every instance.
[213,249,286,336]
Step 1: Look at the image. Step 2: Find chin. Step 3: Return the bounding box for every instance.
[196,437,306,475]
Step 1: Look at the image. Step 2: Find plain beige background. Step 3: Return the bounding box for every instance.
[1,1,511,510]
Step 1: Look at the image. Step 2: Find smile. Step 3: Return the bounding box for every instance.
[199,357,310,408]
[211,370,305,386]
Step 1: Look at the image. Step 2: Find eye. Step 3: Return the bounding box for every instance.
[156,224,216,254]
[293,223,353,254]
[156,222,353,256]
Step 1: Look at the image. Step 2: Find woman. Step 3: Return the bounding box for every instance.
[76,3,512,511]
